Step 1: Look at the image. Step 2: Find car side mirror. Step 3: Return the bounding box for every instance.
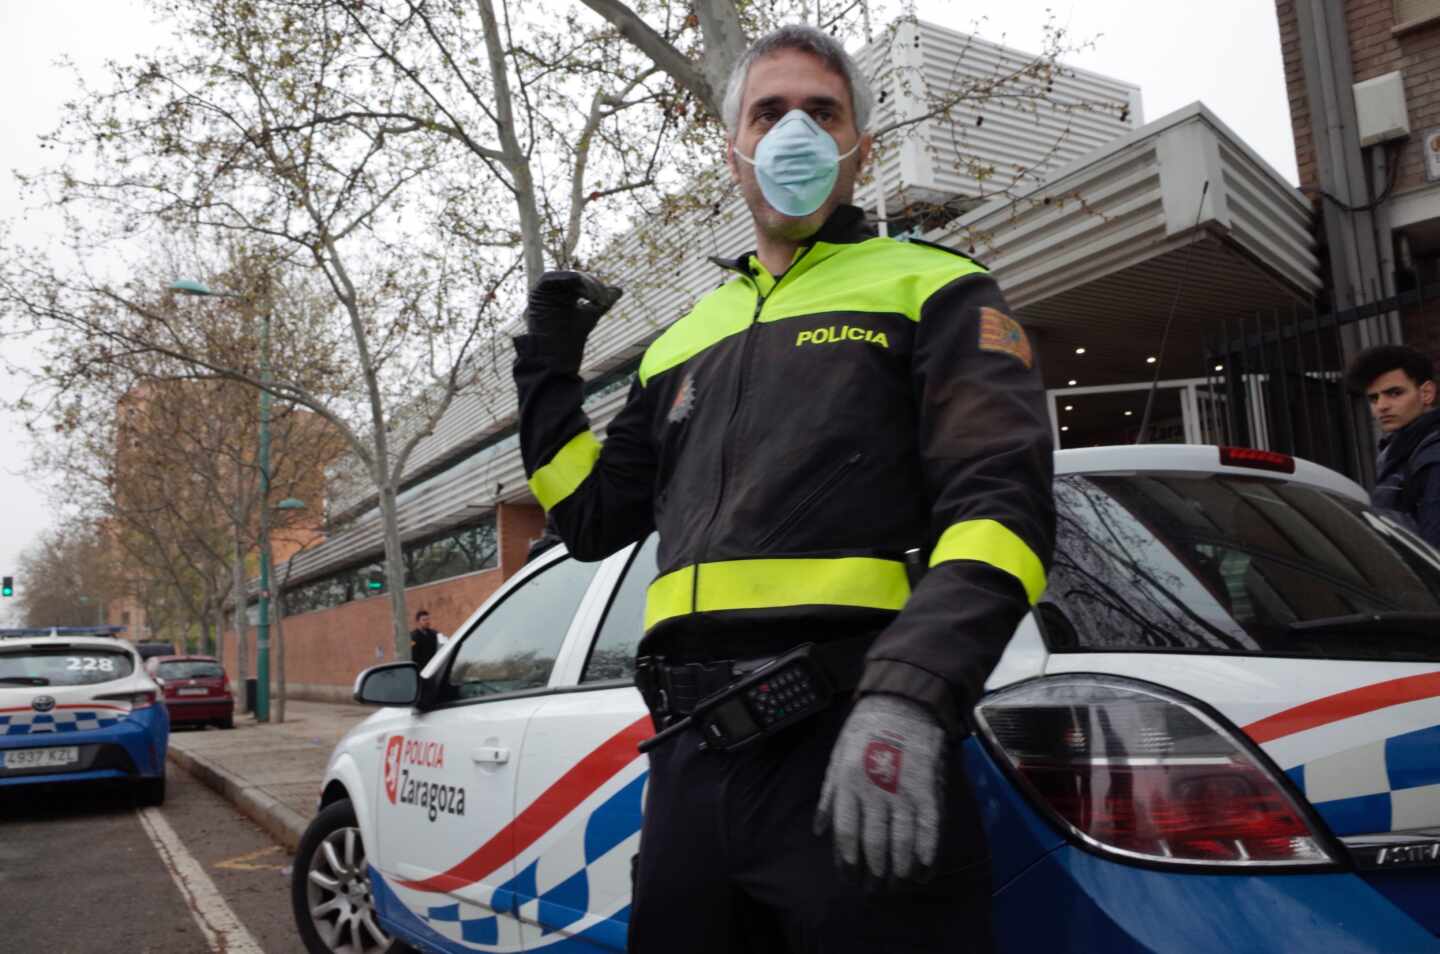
[353,663,420,707]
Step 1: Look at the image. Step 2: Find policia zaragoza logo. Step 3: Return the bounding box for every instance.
[384,735,467,822]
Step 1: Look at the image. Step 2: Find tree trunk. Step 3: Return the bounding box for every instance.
[213,603,225,665]
[378,482,410,660]
[231,529,249,697]
[272,590,286,724]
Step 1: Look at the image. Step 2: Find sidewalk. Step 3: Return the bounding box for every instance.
[166,699,371,851]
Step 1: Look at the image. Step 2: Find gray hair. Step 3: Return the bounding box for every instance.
[721,25,875,135]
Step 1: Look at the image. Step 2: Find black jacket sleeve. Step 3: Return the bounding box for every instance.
[512,333,657,561]
[857,273,1055,733]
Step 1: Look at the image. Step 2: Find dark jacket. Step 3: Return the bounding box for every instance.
[512,205,1055,730]
[1373,407,1440,547]
[409,627,439,668]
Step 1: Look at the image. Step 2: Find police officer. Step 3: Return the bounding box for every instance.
[513,24,1053,953]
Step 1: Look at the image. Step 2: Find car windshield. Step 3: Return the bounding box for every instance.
[0,648,136,686]
[156,660,224,680]
[1042,473,1440,661]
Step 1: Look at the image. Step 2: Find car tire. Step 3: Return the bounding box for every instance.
[136,774,166,807]
[219,716,235,730]
[292,798,405,954]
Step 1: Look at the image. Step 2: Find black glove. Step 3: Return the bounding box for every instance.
[522,270,623,371]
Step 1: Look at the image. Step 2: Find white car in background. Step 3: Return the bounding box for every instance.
[0,630,169,805]
[292,445,1440,954]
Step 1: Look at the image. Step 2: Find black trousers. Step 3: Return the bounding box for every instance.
[627,701,994,953]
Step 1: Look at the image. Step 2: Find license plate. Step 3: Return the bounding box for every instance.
[2,746,80,770]
[177,688,208,696]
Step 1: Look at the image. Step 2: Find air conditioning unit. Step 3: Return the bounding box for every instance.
[1354,71,1411,147]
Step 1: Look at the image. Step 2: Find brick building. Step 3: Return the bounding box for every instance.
[1278,0,1440,362]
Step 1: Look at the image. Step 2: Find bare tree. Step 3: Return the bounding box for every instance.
[1,1,517,655]
[14,522,118,630]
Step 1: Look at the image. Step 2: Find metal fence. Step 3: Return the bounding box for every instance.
[1200,281,1440,484]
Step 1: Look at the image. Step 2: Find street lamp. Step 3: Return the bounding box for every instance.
[171,277,276,723]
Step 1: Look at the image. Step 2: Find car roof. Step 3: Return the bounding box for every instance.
[1055,444,1367,502]
[151,655,220,663]
[0,635,141,652]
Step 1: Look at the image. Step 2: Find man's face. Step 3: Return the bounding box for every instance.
[417,614,430,628]
[1366,368,1436,433]
[726,50,872,245]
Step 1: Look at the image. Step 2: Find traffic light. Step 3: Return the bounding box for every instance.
[365,572,384,593]
[1,576,12,598]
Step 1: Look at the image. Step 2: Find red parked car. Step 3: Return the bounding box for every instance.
[147,655,235,729]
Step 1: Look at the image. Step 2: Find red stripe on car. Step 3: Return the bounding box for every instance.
[1243,671,1440,744]
[396,715,652,893]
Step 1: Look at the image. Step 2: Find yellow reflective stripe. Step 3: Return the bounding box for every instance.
[642,564,696,632]
[643,557,910,632]
[527,430,601,511]
[929,519,1046,604]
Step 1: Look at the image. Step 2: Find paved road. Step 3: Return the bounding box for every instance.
[0,763,307,953]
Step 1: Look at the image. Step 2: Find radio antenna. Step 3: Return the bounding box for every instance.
[1135,179,1210,444]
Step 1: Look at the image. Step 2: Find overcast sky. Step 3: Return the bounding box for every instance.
[0,0,1296,622]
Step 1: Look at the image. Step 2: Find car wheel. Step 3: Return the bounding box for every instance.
[136,774,166,807]
[219,716,235,730]
[292,799,401,954]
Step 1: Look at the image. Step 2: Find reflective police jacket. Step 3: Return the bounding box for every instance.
[513,205,1055,730]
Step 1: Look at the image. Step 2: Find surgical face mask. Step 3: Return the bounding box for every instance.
[734,109,859,218]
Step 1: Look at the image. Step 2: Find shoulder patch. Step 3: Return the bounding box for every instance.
[978,307,1033,369]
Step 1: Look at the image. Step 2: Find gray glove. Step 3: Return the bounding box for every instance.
[522,270,623,371]
[814,694,945,883]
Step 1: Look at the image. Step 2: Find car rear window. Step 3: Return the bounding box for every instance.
[1042,473,1440,661]
[0,648,136,686]
[156,660,225,680]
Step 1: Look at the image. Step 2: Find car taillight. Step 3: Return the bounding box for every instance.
[974,675,1338,868]
[96,690,158,710]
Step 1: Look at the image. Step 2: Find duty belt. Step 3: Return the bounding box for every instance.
[634,631,873,727]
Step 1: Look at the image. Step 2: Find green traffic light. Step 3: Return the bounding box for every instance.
[1,576,13,597]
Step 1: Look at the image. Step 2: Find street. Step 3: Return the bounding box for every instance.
[0,761,306,954]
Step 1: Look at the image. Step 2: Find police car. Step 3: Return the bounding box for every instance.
[292,445,1440,953]
[0,628,169,804]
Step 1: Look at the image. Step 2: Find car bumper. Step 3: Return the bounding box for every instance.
[961,739,1440,952]
[163,697,233,723]
[0,706,168,787]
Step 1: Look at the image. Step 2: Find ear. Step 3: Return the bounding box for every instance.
[1424,379,1437,408]
[726,137,741,185]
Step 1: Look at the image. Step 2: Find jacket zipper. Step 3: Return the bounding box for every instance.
[690,249,817,618]
[753,451,865,551]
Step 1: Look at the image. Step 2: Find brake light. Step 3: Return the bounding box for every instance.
[96,690,158,710]
[1219,446,1295,474]
[974,676,1337,868]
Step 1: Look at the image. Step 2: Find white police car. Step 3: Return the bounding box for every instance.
[0,628,169,804]
[292,445,1440,953]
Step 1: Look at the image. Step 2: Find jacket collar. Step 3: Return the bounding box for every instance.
[709,204,873,283]
[1377,406,1440,473]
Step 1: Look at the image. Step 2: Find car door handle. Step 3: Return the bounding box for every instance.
[472,747,510,764]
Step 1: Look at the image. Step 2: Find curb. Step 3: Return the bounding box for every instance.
[167,745,308,852]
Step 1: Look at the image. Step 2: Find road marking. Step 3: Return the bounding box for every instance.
[215,845,286,871]
[135,807,266,954]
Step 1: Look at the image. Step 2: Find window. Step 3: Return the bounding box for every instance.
[0,649,135,686]
[1043,473,1440,661]
[283,518,498,617]
[156,660,225,680]
[583,536,659,683]
[443,556,601,701]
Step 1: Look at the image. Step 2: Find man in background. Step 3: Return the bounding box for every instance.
[408,609,441,669]
[1347,344,1440,546]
